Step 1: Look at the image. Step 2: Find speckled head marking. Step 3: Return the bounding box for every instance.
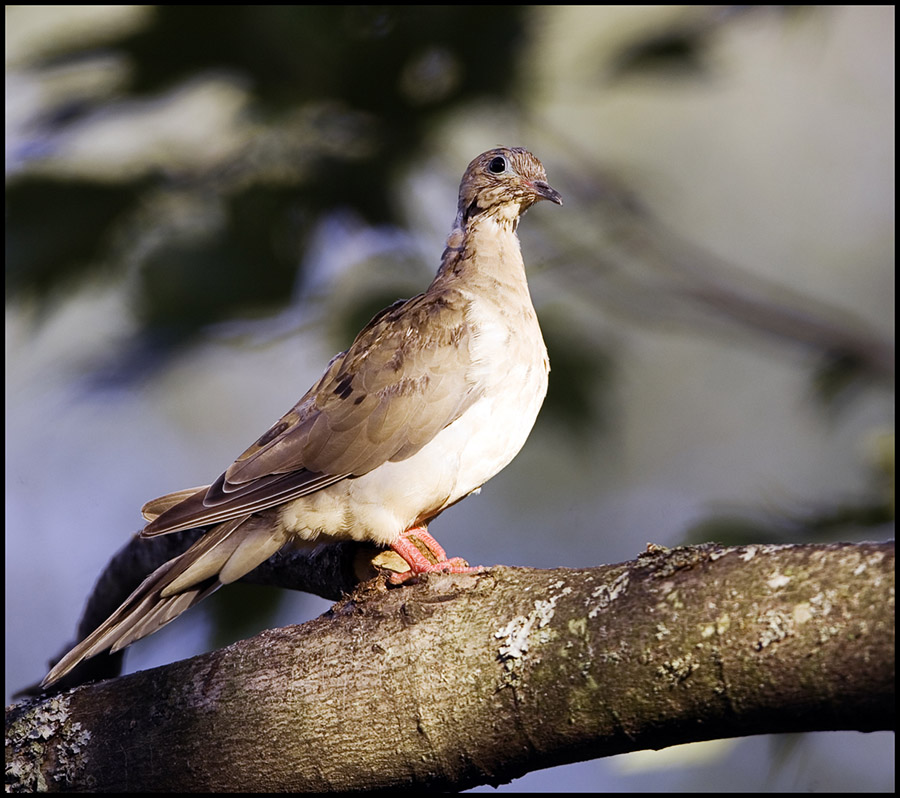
[456,147,563,229]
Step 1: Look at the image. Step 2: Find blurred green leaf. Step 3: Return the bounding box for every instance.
[539,312,615,444]
[8,6,532,370]
[5,177,144,297]
[136,184,312,338]
[607,28,710,81]
[810,351,870,412]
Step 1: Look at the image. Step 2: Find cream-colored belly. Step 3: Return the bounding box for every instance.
[278,311,548,546]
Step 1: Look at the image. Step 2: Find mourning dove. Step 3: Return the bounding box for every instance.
[42,146,562,688]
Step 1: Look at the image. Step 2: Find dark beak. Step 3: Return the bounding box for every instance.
[532,180,563,206]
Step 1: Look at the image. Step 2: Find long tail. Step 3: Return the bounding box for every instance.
[42,515,285,688]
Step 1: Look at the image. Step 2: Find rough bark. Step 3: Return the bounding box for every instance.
[6,541,894,792]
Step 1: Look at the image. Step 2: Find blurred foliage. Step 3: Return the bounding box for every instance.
[7,5,531,355]
[684,498,894,547]
[6,177,147,296]
[810,352,877,414]
[135,184,317,338]
[540,312,616,446]
[605,6,816,82]
[606,19,713,81]
[117,6,522,117]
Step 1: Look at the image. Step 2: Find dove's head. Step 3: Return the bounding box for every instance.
[456,147,562,229]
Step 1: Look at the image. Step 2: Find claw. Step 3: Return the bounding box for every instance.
[388,526,484,584]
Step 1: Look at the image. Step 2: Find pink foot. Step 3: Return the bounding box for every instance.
[388,526,484,585]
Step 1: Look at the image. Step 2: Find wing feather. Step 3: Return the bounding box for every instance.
[141,285,481,537]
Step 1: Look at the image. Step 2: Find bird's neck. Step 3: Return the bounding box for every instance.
[433,212,529,297]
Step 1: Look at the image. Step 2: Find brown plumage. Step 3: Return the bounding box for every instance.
[42,147,562,688]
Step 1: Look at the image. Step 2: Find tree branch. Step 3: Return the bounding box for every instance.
[28,532,380,693]
[6,541,894,792]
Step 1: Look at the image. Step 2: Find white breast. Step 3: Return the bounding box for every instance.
[279,215,549,546]
[279,319,547,547]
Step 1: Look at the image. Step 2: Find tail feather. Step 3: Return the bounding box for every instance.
[219,521,286,584]
[111,582,219,653]
[141,487,209,521]
[42,516,286,688]
[161,521,246,596]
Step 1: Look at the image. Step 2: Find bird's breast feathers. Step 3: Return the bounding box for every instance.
[277,294,549,547]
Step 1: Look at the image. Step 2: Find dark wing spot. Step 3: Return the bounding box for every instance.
[257,421,289,447]
[334,375,354,399]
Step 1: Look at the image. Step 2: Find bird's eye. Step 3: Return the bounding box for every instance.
[488,156,507,174]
